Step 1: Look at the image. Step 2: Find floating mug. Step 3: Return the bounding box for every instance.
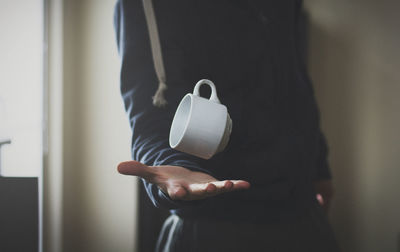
[169,79,232,159]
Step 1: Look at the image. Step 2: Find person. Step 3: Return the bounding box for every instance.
[114,0,339,251]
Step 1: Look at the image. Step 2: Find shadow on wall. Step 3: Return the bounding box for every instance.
[308,23,360,252]
[308,5,400,250]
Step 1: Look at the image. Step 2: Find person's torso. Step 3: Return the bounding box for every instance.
[148,0,319,211]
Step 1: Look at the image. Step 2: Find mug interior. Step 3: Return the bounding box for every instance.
[169,95,192,148]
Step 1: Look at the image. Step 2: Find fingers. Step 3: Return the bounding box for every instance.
[222,180,233,190]
[117,160,155,181]
[316,193,324,205]
[167,185,188,200]
[207,180,232,189]
[316,193,332,213]
[208,180,250,194]
[207,180,250,190]
[230,180,251,190]
[206,183,219,193]
[183,180,250,200]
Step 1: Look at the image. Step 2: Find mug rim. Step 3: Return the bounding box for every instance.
[169,93,194,148]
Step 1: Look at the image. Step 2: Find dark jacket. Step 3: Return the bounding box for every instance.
[114,0,331,222]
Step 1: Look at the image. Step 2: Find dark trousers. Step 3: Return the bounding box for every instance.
[156,203,339,252]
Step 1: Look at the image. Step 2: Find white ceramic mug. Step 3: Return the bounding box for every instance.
[169,79,232,159]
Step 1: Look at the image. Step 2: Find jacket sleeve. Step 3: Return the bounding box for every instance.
[113,0,211,209]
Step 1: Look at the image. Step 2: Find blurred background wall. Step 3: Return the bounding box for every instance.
[305,0,400,251]
[45,0,137,251]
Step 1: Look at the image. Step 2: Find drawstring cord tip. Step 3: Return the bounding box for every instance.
[152,81,168,107]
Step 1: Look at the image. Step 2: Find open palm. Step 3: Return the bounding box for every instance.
[118,161,250,201]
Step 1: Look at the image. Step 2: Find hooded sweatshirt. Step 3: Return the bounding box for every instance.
[114,0,331,223]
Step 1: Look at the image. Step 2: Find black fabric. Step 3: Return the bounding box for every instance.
[137,182,169,252]
[114,0,331,217]
[156,203,339,252]
[113,0,334,250]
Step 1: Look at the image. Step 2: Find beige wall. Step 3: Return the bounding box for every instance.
[49,0,137,251]
[45,0,400,251]
[305,0,400,251]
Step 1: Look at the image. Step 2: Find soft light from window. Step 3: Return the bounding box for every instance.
[0,0,43,177]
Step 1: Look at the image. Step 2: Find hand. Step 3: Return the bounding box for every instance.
[117,160,250,201]
[314,179,334,213]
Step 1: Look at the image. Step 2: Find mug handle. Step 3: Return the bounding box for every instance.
[193,79,220,104]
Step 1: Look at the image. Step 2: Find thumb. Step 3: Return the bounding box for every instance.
[117,160,154,180]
